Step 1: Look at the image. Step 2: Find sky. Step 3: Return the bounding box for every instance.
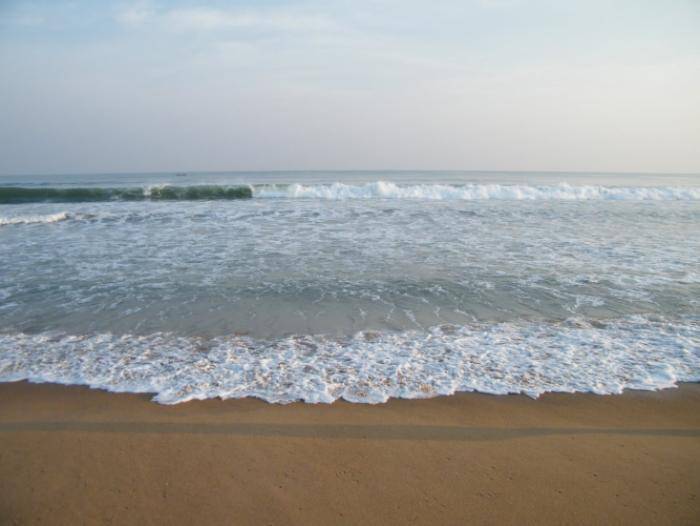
[1,0,699,175]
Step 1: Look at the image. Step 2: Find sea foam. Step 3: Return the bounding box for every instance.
[255,181,700,200]
[0,212,70,226]
[1,317,698,404]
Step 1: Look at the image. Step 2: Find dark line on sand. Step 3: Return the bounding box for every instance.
[0,422,698,441]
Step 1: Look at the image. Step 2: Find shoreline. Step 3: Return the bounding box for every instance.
[3,378,700,410]
[2,382,699,524]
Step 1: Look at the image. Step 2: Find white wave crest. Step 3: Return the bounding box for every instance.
[254,181,700,200]
[1,317,698,404]
[0,212,70,226]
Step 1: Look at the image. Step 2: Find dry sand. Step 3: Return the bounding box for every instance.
[1,382,699,525]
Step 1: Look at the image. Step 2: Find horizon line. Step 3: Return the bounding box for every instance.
[2,168,700,178]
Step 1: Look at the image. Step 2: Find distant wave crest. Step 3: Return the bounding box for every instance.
[0,185,253,203]
[2,181,700,203]
[255,181,700,200]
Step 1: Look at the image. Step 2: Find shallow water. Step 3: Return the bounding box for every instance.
[1,171,699,402]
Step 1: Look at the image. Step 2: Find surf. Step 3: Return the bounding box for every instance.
[3,181,700,203]
[0,211,71,226]
[254,181,700,200]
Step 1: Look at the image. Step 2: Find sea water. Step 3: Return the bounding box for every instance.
[0,171,698,403]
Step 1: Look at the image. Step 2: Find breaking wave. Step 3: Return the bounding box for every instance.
[2,182,700,203]
[0,185,253,203]
[254,181,700,200]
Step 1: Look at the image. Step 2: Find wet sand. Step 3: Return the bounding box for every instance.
[1,382,699,525]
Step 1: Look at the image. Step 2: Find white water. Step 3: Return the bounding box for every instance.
[1,316,698,404]
[0,211,70,226]
[255,181,700,200]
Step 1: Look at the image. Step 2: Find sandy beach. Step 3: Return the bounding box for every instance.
[0,382,698,525]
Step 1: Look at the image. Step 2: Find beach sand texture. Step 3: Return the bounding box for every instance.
[1,382,699,525]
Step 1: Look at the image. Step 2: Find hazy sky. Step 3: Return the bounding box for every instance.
[1,0,699,175]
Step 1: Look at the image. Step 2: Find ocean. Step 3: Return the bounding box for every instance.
[1,171,699,403]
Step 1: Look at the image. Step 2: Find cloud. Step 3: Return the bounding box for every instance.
[167,8,334,32]
[115,2,154,27]
[114,4,336,33]
[476,0,522,7]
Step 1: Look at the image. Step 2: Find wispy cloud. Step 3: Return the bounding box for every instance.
[114,2,154,27]
[167,8,335,32]
[476,0,522,7]
[114,4,336,33]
